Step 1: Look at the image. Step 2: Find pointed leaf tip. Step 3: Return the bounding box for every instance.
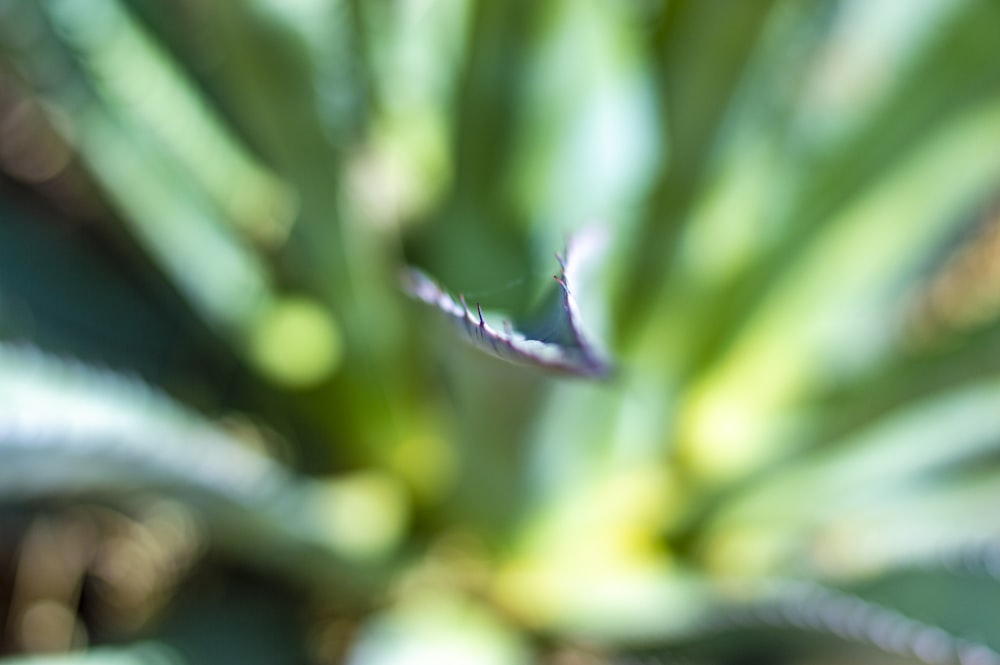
[403,240,614,380]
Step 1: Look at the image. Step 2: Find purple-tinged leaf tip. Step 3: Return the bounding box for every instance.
[402,236,614,379]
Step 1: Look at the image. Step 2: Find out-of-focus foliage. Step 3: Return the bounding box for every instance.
[3,0,1000,663]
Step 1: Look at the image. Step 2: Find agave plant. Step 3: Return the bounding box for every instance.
[3,0,1000,663]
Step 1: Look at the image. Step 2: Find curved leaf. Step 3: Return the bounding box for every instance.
[0,344,387,597]
[404,234,613,379]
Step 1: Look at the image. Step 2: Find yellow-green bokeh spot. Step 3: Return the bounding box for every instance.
[250,296,343,389]
[315,471,409,564]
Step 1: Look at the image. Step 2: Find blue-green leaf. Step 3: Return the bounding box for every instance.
[404,235,613,379]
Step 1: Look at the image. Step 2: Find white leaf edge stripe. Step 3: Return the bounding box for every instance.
[403,238,613,379]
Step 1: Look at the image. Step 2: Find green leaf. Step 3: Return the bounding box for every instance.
[404,230,613,379]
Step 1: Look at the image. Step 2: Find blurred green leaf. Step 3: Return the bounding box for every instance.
[4,0,1000,661]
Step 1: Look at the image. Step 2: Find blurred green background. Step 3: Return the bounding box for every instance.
[3,0,1000,663]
